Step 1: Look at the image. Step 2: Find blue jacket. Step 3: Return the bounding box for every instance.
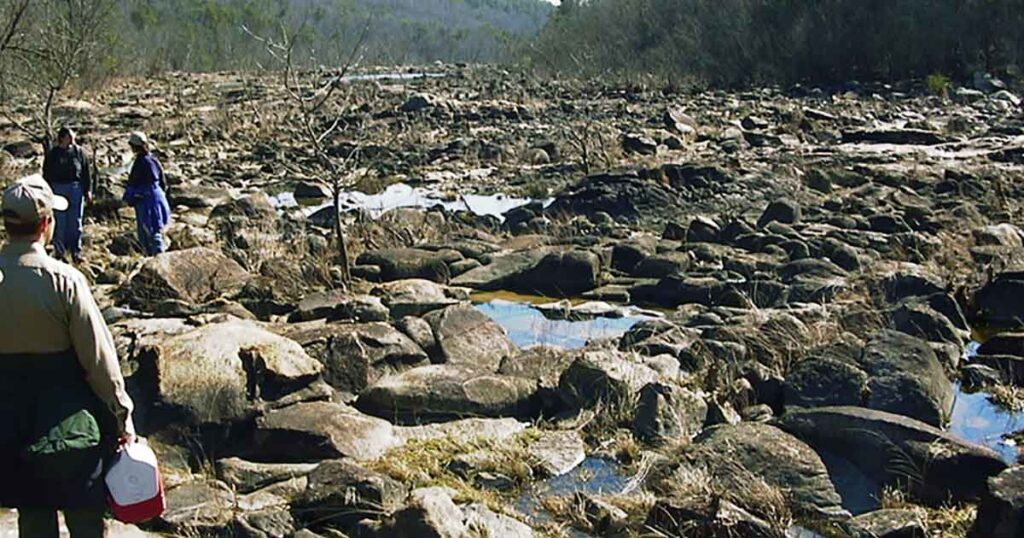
[124,154,171,234]
[127,153,167,191]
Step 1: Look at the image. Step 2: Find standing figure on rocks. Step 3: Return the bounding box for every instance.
[42,126,92,263]
[0,176,136,538]
[124,131,170,256]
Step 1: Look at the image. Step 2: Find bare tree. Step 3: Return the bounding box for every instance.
[1,0,115,148]
[0,0,30,101]
[563,118,615,175]
[245,18,371,284]
[0,0,29,56]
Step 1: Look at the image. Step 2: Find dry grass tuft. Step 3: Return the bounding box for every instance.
[367,430,543,511]
[988,384,1024,412]
[648,460,793,534]
[881,486,976,538]
[540,490,657,537]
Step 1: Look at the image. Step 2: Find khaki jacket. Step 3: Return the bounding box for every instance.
[0,240,134,436]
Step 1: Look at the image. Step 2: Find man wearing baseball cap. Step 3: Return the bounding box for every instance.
[0,175,135,537]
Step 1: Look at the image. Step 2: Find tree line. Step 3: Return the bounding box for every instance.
[527,0,1024,87]
[116,0,552,73]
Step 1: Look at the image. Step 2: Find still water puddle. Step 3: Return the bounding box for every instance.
[515,457,629,537]
[475,299,654,349]
[275,183,550,221]
[340,72,446,83]
[949,340,1024,463]
[950,381,1024,463]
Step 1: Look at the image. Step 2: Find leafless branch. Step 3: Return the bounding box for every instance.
[245,13,376,284]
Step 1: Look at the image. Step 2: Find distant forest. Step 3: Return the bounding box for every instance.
[528,0,1024,87]
[115,0,553,72]
[5,0,1024,88]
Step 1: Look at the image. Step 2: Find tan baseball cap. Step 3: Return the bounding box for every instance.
[2,174,69,225]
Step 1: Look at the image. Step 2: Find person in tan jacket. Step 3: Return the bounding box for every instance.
[0,175,135,538]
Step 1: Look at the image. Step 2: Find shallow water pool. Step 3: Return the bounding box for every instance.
[515,457,630,535]
[274,182,550,220]
[949,381,1024,464]
[475,299,652,349]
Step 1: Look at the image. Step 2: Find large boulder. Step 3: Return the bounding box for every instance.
[527,430,587,477]
[423,303,515,370]
[634,382,708,443]
[372,279,460,318]
[850,509,926,538]
[215,457,317,494]
[858,331,953,425]
[361,488,535,538]
[776,406,1007,504]
[784,356,868,409]
[252,402,399,462]
[273,320,428,394]
[784,331,952,426]
[509,249,602,296]
[111,317,193,362]
[135,319,323,424]
[757,198,801,228]
[498,346,577,414]
[209,193,277,222]
[974,354,1024,386]
[630,275,728,308]
[622,133,658,155]
[363,487,467,537]
[356,364,538,424]
[690,423,848,519]
[170,184,231,208]
[159,479,236,534]
[971,465,1024,538]
[967,273,1024,332]
[647,496,784,538]
[356,248,453,283]
[620,319,699,359]
[890,297,966,347]
[288,291,388,323]
[633,252,692,278]
[611,240,656,273]
[293,460,408,528]
[978,333,1024,357]
[975,224,1024,248]
[398,417,528,445]
[882,264,945,303]
[451,247,556,290]
[558,350,660,409]
[462,503,534,537]
[125,247,250,308]
[545,171,682,222]
[842,128,946,145]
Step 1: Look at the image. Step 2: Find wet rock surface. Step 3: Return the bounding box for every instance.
[5,65,1024,536]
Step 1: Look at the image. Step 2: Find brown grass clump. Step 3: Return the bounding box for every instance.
[880,486,977,538]
[987,384,1024,412]
[367,430,543,511]
[540,490,656,537]
[646,460,793,535]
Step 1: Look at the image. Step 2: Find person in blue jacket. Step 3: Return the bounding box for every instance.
[42,127,91,263]
[123,132,171,256]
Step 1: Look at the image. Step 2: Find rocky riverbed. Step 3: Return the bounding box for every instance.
[3,65,1024,537]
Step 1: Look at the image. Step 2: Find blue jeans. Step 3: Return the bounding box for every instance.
[51,182,84,257]
[135,205,166,256]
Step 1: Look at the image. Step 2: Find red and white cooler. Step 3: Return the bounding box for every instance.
[105,439,166,523]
